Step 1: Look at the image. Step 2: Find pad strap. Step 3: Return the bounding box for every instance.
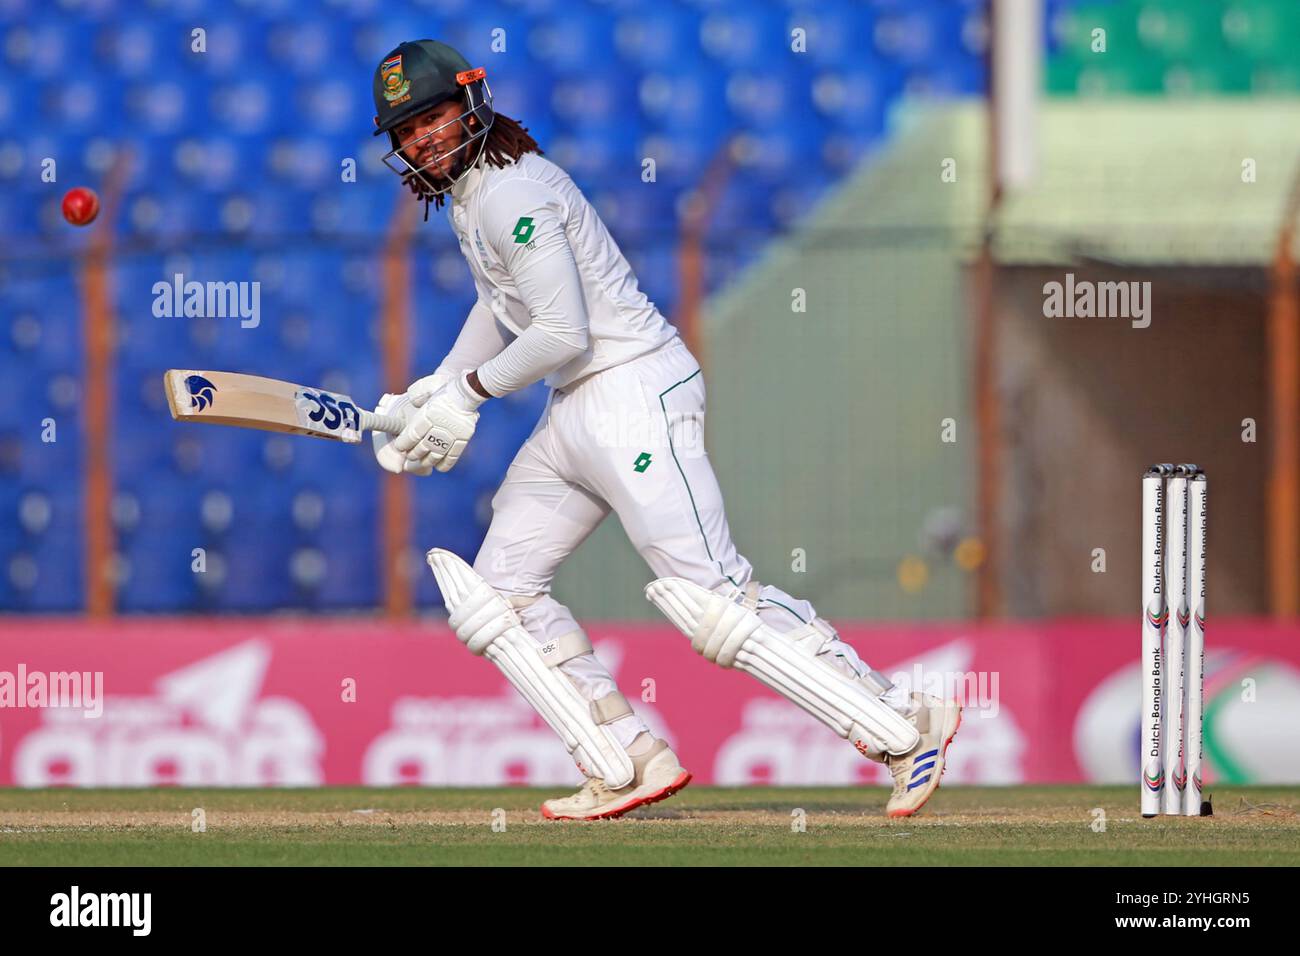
[539,630,594,667]
[591,691,633,724]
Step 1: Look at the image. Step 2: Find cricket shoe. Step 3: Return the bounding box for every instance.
[884,694,962,818]
[542,737,691,821]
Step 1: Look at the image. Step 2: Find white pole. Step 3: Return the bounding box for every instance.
[1141,465,1170,817]
[992,0,1041,192]
[1161,468,1189,814]
[1184,471,1207,815]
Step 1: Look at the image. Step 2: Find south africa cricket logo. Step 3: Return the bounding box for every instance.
[381,54,411,104]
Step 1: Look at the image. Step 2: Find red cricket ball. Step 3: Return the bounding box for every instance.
[61,187,100,227]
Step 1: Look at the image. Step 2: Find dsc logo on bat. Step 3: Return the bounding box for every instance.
[296,390,361,432]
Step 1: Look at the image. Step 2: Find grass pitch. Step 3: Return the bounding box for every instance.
[2,785,1297,866]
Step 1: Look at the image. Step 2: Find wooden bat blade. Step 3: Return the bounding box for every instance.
[164,369,372,443]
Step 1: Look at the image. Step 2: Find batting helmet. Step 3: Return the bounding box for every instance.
[372,39,494,198]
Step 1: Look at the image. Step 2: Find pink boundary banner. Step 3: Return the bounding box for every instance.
[1,617,1297,787]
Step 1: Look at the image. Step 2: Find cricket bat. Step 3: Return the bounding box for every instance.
[163,369,404,443]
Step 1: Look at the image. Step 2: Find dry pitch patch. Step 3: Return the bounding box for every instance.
[4,785,1296,829]
[4,805,1290,831]
[2,786,1297,865]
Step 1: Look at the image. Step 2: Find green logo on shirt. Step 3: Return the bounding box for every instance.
[633,452,653,473]
[512,216,535,244]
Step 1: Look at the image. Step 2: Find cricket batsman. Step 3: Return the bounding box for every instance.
[368,39,961,819]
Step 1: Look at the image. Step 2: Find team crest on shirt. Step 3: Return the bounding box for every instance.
[381,54,411,106]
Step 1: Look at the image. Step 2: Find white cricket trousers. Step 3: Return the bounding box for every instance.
[472,335,870,752]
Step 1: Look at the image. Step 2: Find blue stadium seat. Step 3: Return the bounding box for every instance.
[10,132,68,189]
[3,368,76,423]
[0,190,39,236]
[409,300,479,374]
[813,64,900,132]
[272,250,345,307]
[117,533,202,611]
[726,67,814,128]
[528,11,614,74]
[122,77,195,137]
[4,533,84,610]
[187,316,279,368]
[208,72,286,136]
[792,1,876,68]
[119,364,170,421]
[46,71,122,137]
[167,429,267,484]
[637,62,727,132]
[349,15,441,74]
[3,297,80,368]
[113,137,175,196]
[614,7,702,68]
[263,136,338,187]
[0,69,26,130]
[440,14,533,66]
[119,316,193,371]
[301,77,362,136]
[707,176,778,239]
[309,187,395,238]
[873,1,968,68]
[5,488,80,541]
[635,129,714,190]
[115,425,172,485]
[269,427,372,483]
[728,125,816,186]
[93,18,186,79]
[185,19,252,78]
[698,3,788,68]
[121,188,227,241]
[588,183,665,245]
[3,22,73,82]
[502,0,567,15]
[214,521,297,610]
[0,493,22,556]
[547,126,644,190]
[0,70,14,130]
[116,473,203,538]
[15,432,81,482]
[168,136,246,192]
[550,69,640,130]
[310,533,380,609]
[265,18,345,77]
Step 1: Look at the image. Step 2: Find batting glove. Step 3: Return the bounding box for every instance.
[392,372,486,473]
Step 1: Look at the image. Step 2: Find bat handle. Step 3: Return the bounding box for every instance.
[359,410,405,435]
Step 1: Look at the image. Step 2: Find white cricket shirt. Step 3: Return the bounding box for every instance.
[440,150,678,395]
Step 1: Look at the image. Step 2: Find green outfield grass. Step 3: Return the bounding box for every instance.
[2,785,1297,866]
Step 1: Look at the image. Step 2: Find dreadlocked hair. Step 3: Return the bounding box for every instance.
[480,113,543,168]
[403,112,544,220]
